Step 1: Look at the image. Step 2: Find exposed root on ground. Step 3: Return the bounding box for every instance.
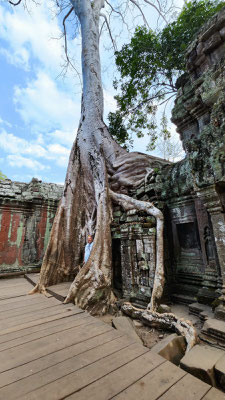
[122,302,198,352]
[28,284,48,297]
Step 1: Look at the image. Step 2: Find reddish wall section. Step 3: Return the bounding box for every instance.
[0,179,63,274]
[37,207,48,260]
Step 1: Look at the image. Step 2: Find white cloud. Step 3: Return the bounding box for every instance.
[0,130,70,168]
[7,155,47,171]
[14,71,80,132]
[51,129,77,146]
[0,2,63,73]
[0,47,30,70]
[47,143,70,167]
[0,131,47,157]
[48,143,70,157]
[0,117,12,128]
[103,89,117,117]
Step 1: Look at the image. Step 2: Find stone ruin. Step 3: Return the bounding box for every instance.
[0,9,225,323]
[112,8,225,316]
[0,178,63,274]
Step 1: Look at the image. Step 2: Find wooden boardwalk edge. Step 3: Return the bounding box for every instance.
[0,277,224,399]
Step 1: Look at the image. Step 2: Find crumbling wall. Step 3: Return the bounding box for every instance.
[169,8,225,308]
[112,8,225,308]
[0,178,63,274]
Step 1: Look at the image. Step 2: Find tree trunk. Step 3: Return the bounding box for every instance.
[30,0,165,315]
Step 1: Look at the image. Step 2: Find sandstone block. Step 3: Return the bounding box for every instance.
[151,333,186,365]
[203,32,222,54]
[215,354,225,390]
[220,26,225,40]
[201,318,225,342]
[180,344,224,386]
[158,304,171,314]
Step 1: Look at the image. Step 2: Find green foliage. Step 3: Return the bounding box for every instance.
[0,171,7,180]
[109,0,225,149]
[108,111,133,150]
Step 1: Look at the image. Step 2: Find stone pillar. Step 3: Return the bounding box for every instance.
[194,196,220,304]
[197,186,225,318]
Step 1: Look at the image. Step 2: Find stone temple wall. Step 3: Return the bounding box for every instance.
[0,178,63,275]
[111,8,225,310]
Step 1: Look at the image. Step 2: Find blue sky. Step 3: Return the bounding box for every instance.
[0,1,183,184]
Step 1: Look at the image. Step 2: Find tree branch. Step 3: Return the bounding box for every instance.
[105,0,130,31]
[129,0,150,28]
[8,0,22,4]
[100,12,117,52]
[142,0,168,23]
[63,6,74,61]
[62,5,81,83]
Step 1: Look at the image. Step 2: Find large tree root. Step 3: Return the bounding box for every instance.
[122,302,198,352]
[63,188,116,315]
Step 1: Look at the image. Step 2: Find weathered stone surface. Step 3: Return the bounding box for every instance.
[200,318,225,348]
[157,304,171,314]
[111,209,156,305]
[132,320,143,328]
[189,303,213,317]
[151,333,186,365]
[112,316,143,344]
[0,178,63,274]
[215,354,225,390]
[180,344,224,386]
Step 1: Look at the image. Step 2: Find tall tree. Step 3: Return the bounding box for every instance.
[110,0,225,149]
[6,0,199,350]
[17,0,167,314]
[5,0,176,314]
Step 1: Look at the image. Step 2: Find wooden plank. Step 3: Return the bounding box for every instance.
[113,361,187,400]
[0,297,60,319]
[0,281,32,291]
[0,294,52,309]
[0,301,67,324]
[46,283,72,301]
[0,278,29,289]
[0,286,32,298]
[17,342,148,400]
[0,307,84,336]
[0,312,87,345]
[157,373,210,400]
[0,329,122,389]
[0,334,135,400]
[0,320,112,373]
[24,274,40,285]
[67,348,166,400]
[0,284,33,300]
[201,387,225,400]
[0,304,77,329]
[0,277,26,284]
[0,313,91,351]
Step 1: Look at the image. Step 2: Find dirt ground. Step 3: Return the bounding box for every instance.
[97,303,203,349]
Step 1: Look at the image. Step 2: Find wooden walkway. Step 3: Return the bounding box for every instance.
[0,276,224,400]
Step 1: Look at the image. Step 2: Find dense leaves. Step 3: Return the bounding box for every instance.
[109,0,225,149]
[0,171,7,180]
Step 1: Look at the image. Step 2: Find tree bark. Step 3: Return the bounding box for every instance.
[31,0,166,315]
[122,302,198,352]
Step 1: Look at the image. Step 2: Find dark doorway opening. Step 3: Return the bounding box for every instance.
[112,239,122,294]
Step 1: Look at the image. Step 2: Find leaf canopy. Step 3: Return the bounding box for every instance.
[109,0,225,149]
